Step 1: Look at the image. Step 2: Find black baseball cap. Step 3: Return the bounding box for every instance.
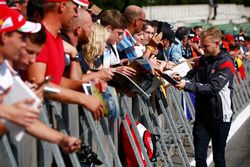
[161,27,178,45]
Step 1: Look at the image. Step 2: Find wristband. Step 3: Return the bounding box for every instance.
[146,45,156,52]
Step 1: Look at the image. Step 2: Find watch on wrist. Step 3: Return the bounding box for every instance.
[70,55,79,62]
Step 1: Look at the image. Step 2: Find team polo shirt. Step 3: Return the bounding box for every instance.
[36,28,65,85]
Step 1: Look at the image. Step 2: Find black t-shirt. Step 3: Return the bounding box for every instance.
[61,32,90,74]
[77,45,89,74]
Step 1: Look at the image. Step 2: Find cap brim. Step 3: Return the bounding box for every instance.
[73,0,89,7]
[18,21,41,33]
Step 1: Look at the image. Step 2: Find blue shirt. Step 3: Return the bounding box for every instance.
[165,38,183,63]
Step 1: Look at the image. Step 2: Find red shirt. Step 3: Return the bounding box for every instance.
[36,28,65,85]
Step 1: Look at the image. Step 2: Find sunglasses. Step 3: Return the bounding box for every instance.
[73,1,82,9]
[138,18,146,22]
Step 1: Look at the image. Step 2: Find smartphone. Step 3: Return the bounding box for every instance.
[43,86,60,94]
[161,73,179,85]
[82,83,93,95]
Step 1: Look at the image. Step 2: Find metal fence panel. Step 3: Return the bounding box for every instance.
[1,60,250,167]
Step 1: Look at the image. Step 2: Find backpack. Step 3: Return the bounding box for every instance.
[120,115,159,167]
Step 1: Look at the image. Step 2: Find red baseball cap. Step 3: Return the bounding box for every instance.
[73,0,89,7]
[225,33,234,42]
[0,4,41,33]
[193,36,200,43]
[0,0,6,5]
[44,0,90,7]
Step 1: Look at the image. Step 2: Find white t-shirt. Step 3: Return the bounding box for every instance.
[0,60,39,142]
[0,60,14,94]
[103,44,120,68]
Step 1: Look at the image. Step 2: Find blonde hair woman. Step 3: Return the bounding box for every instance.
[83,23,110,68]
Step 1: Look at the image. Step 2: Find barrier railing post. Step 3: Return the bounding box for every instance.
[234,78,245,109]
[168,87,194,151]
[1,59,249,167]
[99,118,123,167]
[233,80,244,112]
[62,104,80,138]
[80,108,112,167]
[78,108,90,147]
[40,103,66,167]
[156,89,191,167]
[50,102,83,167]
[238,72,250,102]
[232,97,239,114]
[237,76,249,105]
[38,140,54,167]
[120,94,153,167]
[0,135,17,167]
[138,96,174,167]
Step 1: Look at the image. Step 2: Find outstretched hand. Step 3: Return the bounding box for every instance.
[83,95,104,120]
[96,68,114,81]
[172,72,181,81]
[174,80,186,90]
[59,136,82,153]
[148,32,163,47]
[115,66,136,76]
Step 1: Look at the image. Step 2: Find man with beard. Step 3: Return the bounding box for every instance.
[117,5,146,59]
[27,0,104,120]
[61,8,114,82]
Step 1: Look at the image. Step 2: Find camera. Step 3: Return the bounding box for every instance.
[76,144,103,166]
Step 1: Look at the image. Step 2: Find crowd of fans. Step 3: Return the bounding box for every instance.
[0,0,249,166]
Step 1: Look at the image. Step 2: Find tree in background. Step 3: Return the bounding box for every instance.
[90,0,248,11]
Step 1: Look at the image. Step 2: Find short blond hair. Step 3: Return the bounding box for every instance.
[200,27,223,42]
[83,23,110,64]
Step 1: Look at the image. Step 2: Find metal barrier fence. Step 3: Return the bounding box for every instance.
[0,60,250,167]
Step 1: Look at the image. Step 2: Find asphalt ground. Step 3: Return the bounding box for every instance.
[225,116,250,167]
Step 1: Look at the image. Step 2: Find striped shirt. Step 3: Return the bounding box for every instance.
[117,29,137,59]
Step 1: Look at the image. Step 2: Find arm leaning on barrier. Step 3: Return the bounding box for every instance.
[87,68,114,82]
[27,65,105,120]
[25,119,81,153]
[44,82,105,120]
[27,60,105,120]
[81,69,114,83]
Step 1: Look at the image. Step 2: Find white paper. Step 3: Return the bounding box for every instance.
[1,76,40,142]
[164,61,192,77]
